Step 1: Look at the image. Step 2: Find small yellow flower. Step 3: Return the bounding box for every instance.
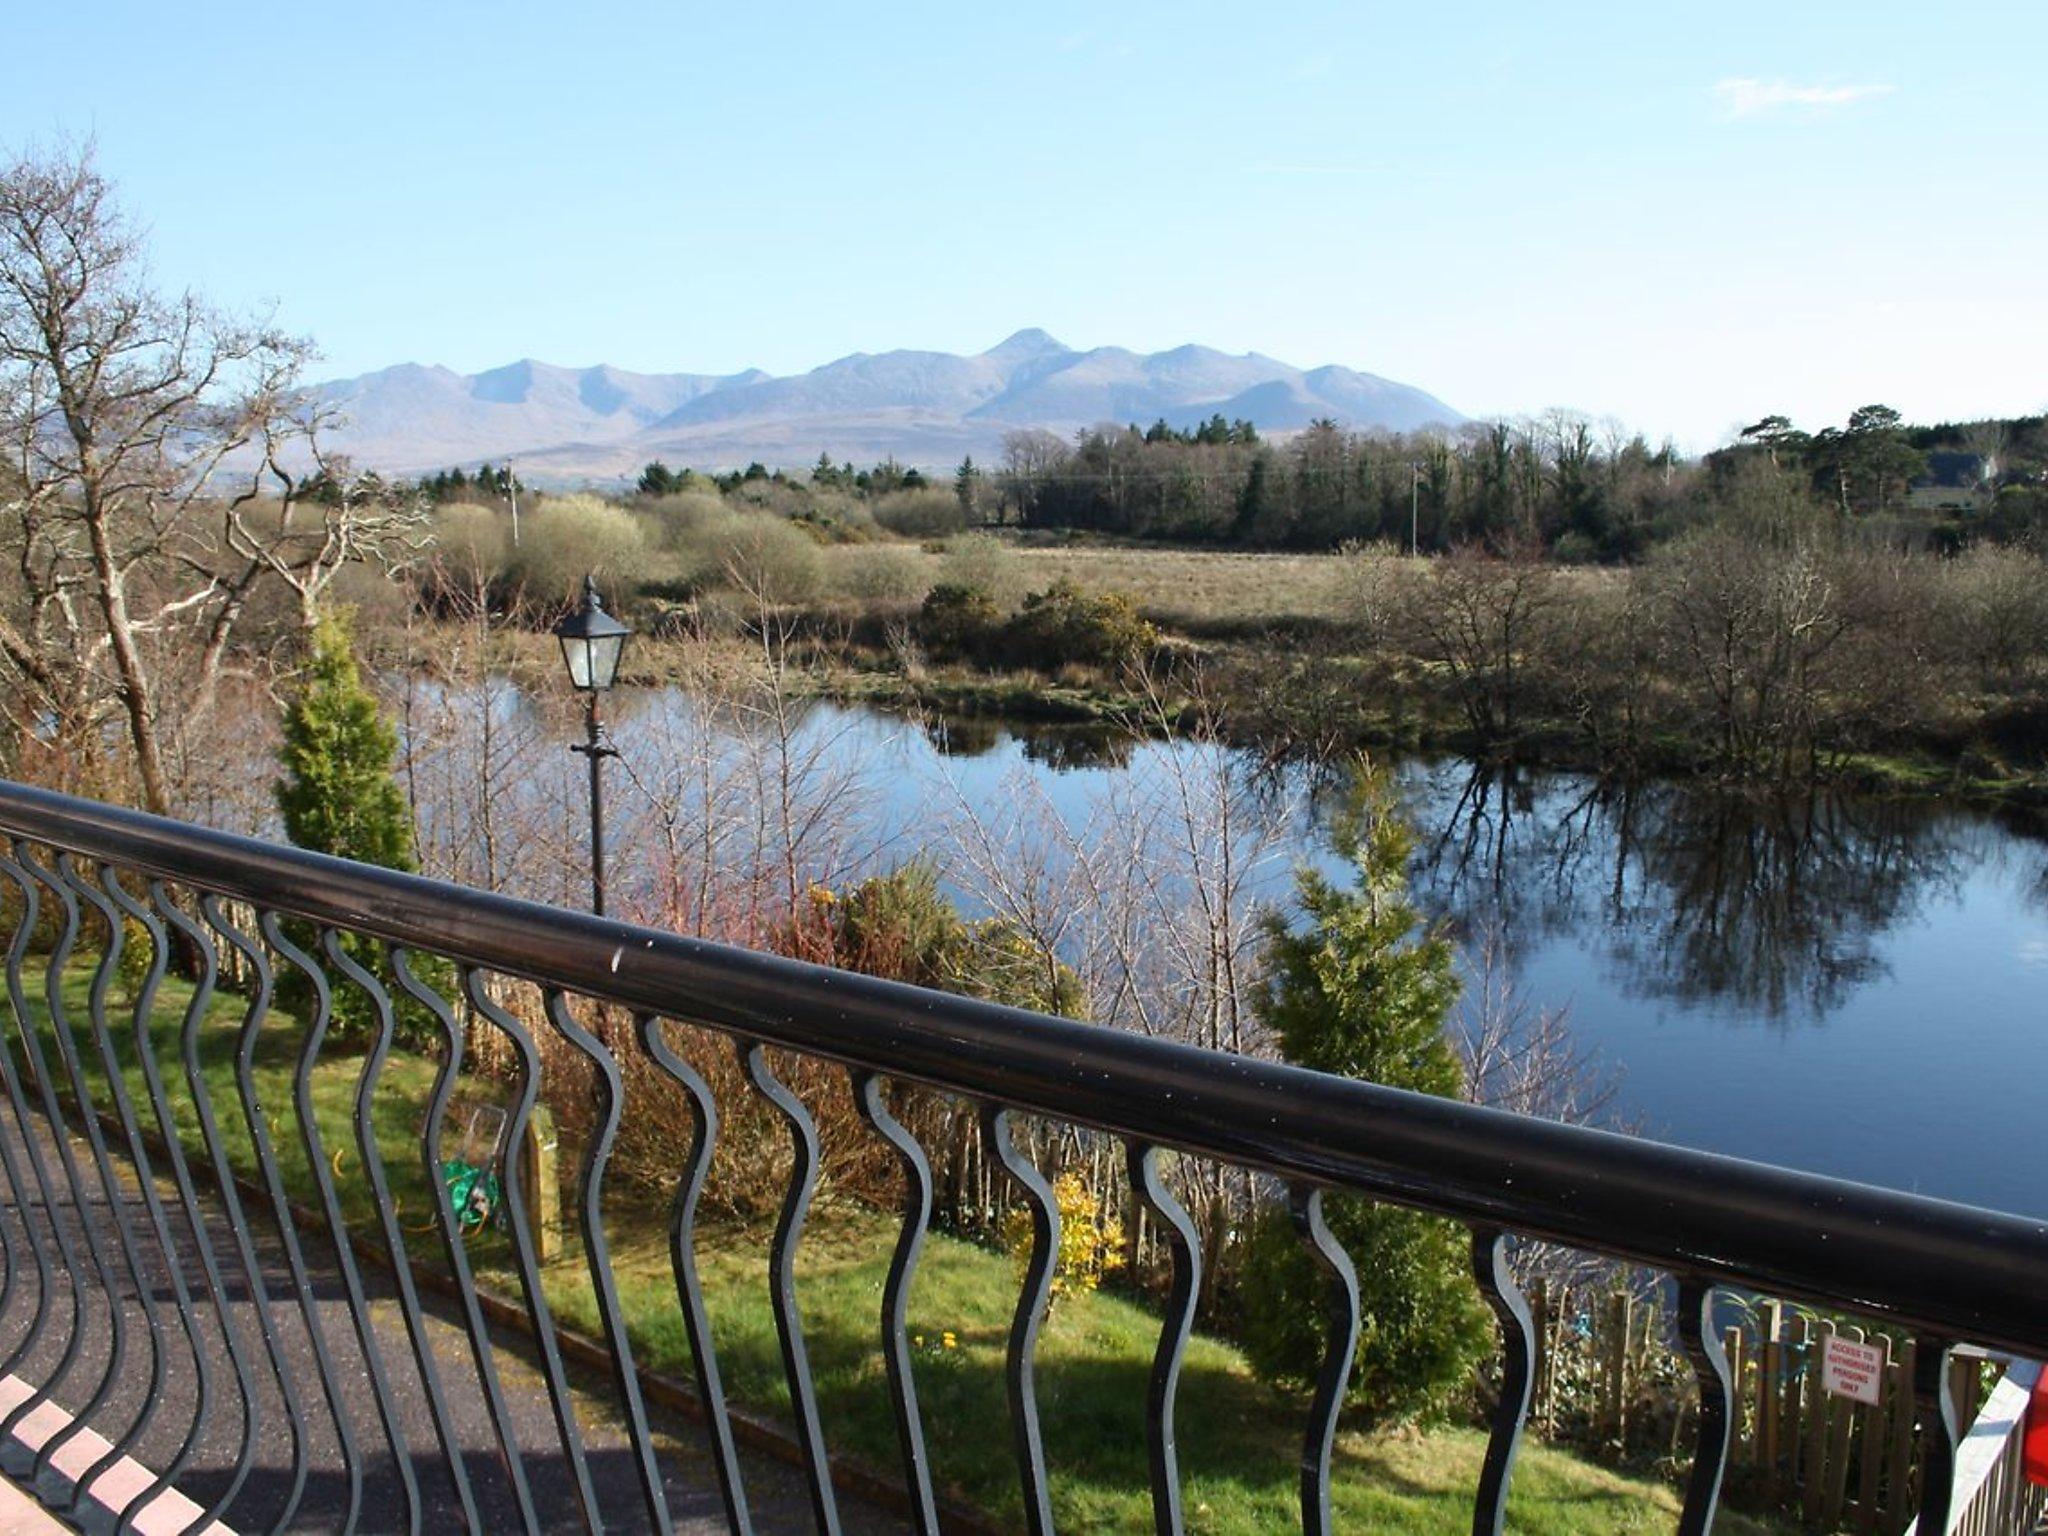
[942,1331,958,1349]
[912,1333,925,1348]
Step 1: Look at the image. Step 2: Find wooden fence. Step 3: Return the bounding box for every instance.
[1909,1359,2048,1536]
[1526,1285,2029,1533]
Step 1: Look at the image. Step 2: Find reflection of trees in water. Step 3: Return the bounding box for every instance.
[923,713,1003,758]
[921,714,1141,771]
[1403,764,1973,1023]
[1978,804,2048,915]
[1017,725,1139,772]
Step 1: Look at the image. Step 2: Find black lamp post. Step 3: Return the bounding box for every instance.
[552,574,631,915]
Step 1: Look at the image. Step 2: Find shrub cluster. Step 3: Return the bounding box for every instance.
[915,579,1158,673]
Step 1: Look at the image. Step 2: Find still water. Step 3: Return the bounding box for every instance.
[873,720,2048,1215]
[439,685,2048,1217]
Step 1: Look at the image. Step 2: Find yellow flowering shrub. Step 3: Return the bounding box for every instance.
[1004,1170,1124,1303]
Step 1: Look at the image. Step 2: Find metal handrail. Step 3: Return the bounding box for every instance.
[0,775,2042,1536]
[0,779,2039,1353]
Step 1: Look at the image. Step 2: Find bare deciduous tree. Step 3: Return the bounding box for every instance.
[1397,543,1557,748]
[0,142,422,810]
[996,428,1070,525]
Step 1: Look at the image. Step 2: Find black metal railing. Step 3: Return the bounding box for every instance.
[0,776,2040,1536]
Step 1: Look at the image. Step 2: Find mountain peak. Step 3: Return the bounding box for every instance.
[984,327,1069,360]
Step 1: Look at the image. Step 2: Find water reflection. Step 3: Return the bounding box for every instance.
[390,672,2037,1033]
[376,676,2048,1204]
[1401,765,1984,1023]
[920,712,1140,771]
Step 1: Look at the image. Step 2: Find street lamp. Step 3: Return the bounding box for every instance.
[553,574,631,915]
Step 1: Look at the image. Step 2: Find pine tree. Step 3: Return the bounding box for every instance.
[954,454,982,519]
[276,612,420,1044]
[1236,758,1489,1422]
[637,460,680,497]
[278,612,415,872]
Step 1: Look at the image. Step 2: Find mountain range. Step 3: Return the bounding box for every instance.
[311,330,1463,481]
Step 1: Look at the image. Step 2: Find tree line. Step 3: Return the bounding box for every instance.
[987,407,2047,557]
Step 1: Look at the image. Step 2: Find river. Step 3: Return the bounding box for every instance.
[401,682,2048,1219]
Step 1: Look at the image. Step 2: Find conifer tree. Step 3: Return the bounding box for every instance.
[1236,759,1488,1422]
[277,612,415,873]
[275,612,419,1043]
[955,454,983,519]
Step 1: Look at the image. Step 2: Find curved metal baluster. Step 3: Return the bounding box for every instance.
[738,1037,841,1536]
[203,896,361,1534]
[0,851,76,1440]
[1912,1335,1961,1534]
[391,947,541,1536]
[1128,1143,1200,1536]
[155,884,310,1536]
[1290,1184,1358,1536]
[20,853,169,1501]
[1674,1277,1731,1536]
[0,887,25,1388]
[850,1069,938,1535]
[67,863,220,1534]
[261,912,423,1536]
[637,1015,753,1535]
[462,967,606,1534]
[543,990,674,1535]
[99,870,263,1534]
[0,846,129,1479]
[1469,1229,1533,1536]
[321,929,482,1530]
[983,1104,1058,1536]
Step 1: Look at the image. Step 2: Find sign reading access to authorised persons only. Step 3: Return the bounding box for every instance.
[1821,1335,1886,1406]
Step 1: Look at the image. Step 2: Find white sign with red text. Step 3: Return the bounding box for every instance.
[1820,1335,1885,1406]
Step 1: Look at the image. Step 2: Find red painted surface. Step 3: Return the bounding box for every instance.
[2024,1364,2048,1487]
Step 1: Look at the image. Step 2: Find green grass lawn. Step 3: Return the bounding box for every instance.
[31,961,1781,1534]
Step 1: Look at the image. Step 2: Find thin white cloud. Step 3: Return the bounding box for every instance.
[1714,78,1895,119]
[1250,162,1382,177]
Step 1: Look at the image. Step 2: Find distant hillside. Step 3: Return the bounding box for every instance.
[310,331,1464,480]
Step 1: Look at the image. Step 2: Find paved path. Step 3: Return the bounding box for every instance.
[0,1107,909,1534]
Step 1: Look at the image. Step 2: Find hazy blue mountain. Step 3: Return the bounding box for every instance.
[309,331,1462,479]
[310,359,763,472]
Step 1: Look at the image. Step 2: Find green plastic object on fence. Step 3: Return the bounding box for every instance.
[442,1157,501,1231]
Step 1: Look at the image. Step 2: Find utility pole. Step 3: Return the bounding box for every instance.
[1411,461,1421,557]
[508,458,520,546]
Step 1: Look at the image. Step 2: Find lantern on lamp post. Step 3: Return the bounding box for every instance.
[552,574,631,915]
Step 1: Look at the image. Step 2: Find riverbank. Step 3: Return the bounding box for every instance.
[388,521,2048,808]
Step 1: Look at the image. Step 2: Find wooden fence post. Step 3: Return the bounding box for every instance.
[1853,1333,1891,1535]
[1803,1319,1834,1526]
[1605,1292,1632,1445]
[1786,1316,1812,1499]
[1821,1325,1861,1526]
[1759,1301,1784,1499]
[1887,1336,1918,1528]
[521,1101,562,1263]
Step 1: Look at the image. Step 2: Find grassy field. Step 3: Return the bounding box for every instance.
[1005,545,1354,631]
[35,962,1781,1533]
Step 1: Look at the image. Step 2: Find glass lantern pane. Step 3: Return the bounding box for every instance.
[589,633,627,690]
[561,636,595,690]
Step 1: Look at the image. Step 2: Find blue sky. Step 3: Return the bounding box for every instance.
[8,1,2042,446]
